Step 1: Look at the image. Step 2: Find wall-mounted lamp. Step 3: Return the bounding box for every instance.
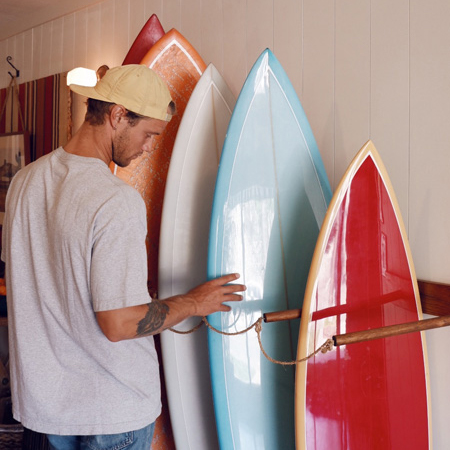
[66,67,97,87]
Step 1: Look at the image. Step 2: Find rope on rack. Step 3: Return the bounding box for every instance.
[169,316,334,364]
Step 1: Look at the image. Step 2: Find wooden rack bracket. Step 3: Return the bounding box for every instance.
[418,280,450,316]
[263,280,450,324]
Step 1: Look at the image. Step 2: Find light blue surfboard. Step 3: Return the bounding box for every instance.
[207,49,332,450]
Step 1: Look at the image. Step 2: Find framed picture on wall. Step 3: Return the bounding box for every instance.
[0,132,30,225]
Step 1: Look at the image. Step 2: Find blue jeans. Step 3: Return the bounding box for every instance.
[46,422,155,450]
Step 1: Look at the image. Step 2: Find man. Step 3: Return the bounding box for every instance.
[1,65,245,449]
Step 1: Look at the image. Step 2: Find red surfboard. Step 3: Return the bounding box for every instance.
[295,140,431,449]
[122,14,165,65]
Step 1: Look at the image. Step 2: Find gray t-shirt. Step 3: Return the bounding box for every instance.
[1,147,161,435]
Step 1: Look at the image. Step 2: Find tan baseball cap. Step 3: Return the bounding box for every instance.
[70,64,173,122]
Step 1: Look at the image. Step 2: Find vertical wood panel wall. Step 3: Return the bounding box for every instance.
[1,0,449,444]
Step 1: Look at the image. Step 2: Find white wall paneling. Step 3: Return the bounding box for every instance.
[222,0,247,99]
[199,0,223,71]
[410,0,450,283]
[370,0,410,224]
[302,0,335,187]
[73,10,88,71]
[273,0,302,102]
[161,0,181,33]
[246,0,273,73]
[180,0,202,54]
[334,0,371,186]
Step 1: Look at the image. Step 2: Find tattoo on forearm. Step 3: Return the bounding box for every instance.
[136,300,169,336]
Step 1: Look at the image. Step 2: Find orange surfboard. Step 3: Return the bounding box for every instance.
[112,29,206,449]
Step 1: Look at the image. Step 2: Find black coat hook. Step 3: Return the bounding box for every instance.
[6,56,19,78]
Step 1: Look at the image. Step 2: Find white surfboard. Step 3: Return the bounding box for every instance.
[158,63,236,450]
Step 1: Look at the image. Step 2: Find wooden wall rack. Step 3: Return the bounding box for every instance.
[418,279,450,316]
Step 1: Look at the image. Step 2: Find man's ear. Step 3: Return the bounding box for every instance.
[109,104,127,129]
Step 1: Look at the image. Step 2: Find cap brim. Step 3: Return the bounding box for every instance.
[70,84,110,103]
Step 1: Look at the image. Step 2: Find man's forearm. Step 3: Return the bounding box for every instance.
[136,300,170,337]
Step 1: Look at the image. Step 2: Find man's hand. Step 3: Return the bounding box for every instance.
[180,273,246,316]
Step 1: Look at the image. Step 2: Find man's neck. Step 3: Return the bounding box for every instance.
[63,121,113,166]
